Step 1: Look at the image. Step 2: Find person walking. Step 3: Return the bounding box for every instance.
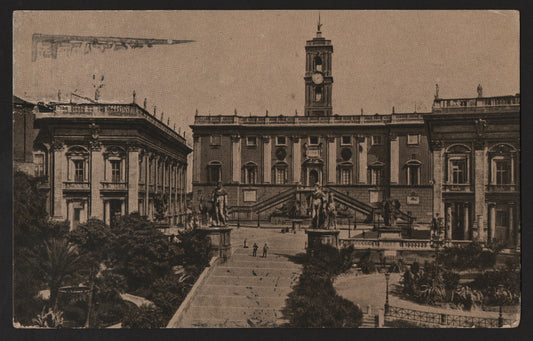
[243,238,248,248]
[252,243,258,257]
[262,243,269,258]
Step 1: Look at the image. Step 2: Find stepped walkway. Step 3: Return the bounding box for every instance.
[170,227,307,328]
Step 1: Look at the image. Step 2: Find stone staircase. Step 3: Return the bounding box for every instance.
[172,228,307,328]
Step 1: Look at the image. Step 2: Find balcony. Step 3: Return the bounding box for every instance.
[101,182,127,192]
[63,181,90,192]
[443,184,472,192]
[486,184,518,192]
[339,238,473,251]
[193,112,425,127]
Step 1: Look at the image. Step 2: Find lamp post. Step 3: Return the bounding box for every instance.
[430,216,445,271]
[385,272,391,314]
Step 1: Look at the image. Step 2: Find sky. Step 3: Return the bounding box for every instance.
[13,10,520,191]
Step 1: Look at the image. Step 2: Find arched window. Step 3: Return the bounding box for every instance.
[104,146,126,183]
[445,144,471,184]
[337,162,353,185]
[243,162,258,184]
[273,162,288,184]
[405,160,422,185]
[489,144,517,185]
[314,87,322,102]
[207,161,222,184]
[33,145,48,177]
[314,55,323,72]
[369,161,385,186]
[66,146,89,182]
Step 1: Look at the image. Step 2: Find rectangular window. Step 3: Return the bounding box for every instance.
[341,136,352,145]
[275,167,287,184]
[450,159,467,184]
[245,167,256,184]
[34,154,45,177]
[276,136,287,145]
[210,135,221,146]
[495,160,511,184]
[309,136,319,145]
[340,168,351,185]
[246,136,257,146]
[407,166,420,185]
[208,166,221,184]
[111,160,121,183]
[407,134,420,145]
[370,168,383,186]
[372,136,382,145]
[74,160,85,182]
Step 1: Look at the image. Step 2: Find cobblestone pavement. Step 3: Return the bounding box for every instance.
[175,227,307,328]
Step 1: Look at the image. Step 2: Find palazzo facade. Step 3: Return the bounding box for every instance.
[426,92,520,247]
[190,24,521,247]
[14,96,191,229]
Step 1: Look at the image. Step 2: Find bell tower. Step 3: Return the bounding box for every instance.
[304,15,333,116]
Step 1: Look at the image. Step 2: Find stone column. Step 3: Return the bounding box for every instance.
[446,205,453,239]
[231,135,241,183]
[432,144,444,217]
[390,135,399,184]
[174,165,179,223]
[144,152,150,217]
[263,136,271,183]
[327,136,336,184]
[104,200,110,226]
[463,205,470,240]
[127,145,139,214]
[474,143,487,241]
[358,136,367,184]
[488,203,496,242]
[508,204,514,245]
[292,136,301,183]
[67,201,74,231]
[88,141,103,219]
[193,135,200,184]
[169,163,174,225]
[52,140,67,220]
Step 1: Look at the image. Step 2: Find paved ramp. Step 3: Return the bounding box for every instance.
[173,227,307,328]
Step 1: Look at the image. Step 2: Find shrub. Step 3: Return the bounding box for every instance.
[122,304,166,328]
[282,246,363,328]
[32,307,64,328]
[437,242,497,270]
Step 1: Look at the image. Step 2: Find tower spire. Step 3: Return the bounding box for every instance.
[317,12,323,38]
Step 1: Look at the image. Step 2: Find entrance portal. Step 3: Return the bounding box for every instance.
[309,170,319,186]
[110,199,123,227]
[445,202,471,240]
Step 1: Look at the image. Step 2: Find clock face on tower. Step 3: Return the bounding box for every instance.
[312,72,324,85]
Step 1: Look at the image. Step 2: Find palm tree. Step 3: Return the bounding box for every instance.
[36,238,82,310]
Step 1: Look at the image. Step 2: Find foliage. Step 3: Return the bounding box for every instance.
[436,242,498,270]
[470,262,521,306]
[147,273,193,320]
[283,245,363,327]
[27,238,82,309]
[176,228,212,276]
[122,304,166,328]
[13,171,69,324]
[105,214,183,290]
[453,285,484,311]
[32,307,64,328]
[358,250,379,274]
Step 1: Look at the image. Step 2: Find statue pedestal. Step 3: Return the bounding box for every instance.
[305,229,340,250]
[195,227,233,259]
[375,227,402,240]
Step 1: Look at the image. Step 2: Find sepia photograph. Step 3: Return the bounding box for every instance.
[12,10,520,328]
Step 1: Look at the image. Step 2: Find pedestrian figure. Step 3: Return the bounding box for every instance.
[243,239,248,248]
[262,243,269,258]
[252,243,258,257]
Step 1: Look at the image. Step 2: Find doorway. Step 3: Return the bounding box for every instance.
[110,199,123,227]
[445,202,471,240]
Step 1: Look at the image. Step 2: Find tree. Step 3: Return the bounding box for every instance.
[30,238,82,309]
